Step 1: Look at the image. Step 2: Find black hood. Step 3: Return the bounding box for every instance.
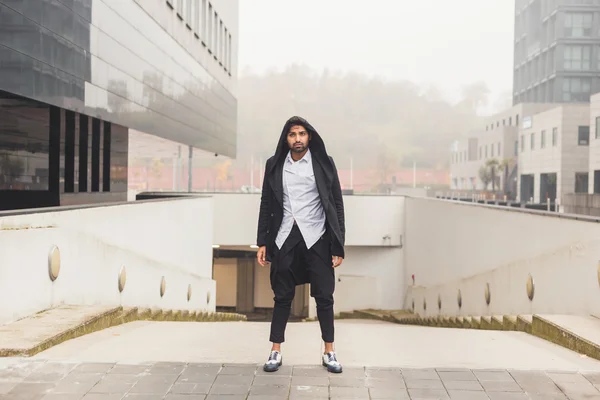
[268,116,331,173]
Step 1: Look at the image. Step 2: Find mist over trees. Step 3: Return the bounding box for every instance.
[236,64,489,173]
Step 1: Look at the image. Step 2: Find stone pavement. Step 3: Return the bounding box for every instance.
[2,359,600,399]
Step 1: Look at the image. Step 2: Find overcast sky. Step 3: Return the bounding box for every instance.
[239,0,515,114]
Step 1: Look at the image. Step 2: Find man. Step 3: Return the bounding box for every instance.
[256,116,345,374]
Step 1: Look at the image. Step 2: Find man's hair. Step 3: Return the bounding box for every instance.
[287,116,309,133]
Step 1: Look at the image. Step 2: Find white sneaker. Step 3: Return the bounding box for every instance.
[322,351,343,373]
[263,350,282,372]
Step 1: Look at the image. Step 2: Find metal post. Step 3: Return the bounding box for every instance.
[259,157,263,188]
[413,160,416,189]
[188,145,193,193]
[250,154,254,190]
[350,156,354,190]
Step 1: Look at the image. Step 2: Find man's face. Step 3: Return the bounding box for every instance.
[287,125,310,153]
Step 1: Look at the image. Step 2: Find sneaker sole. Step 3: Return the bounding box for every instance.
[322,361,343,373]
[263,359,283,373]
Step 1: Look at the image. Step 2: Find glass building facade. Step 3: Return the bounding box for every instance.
[0,0,237,210]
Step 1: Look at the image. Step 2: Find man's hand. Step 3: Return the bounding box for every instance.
[332,256,343,268]
[257,246,267,267]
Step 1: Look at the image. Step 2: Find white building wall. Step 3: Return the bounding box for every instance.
[211,193,405,315]
[517,105,589,203]
[560,105,591,199]
[588,93,600,193]
[0,198,216,325]
[404,197,600,318]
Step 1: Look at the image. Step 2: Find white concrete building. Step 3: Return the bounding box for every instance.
[588,93,600,193]
[450,103,554,194]
[518,104,590,204]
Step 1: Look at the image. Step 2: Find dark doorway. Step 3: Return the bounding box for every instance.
[540,173,557,202]
[520,174,534,203]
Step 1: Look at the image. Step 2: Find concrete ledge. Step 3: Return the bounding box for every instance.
[503,315,517,331]
[0,306,122,357]
[0,306,247,358]
[532,315,600,362]
[517,315,532,334]
[491,315,504,330]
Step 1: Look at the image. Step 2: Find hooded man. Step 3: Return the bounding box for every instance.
[256,116,345,374]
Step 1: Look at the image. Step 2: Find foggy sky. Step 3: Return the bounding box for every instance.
[239,0,515,115]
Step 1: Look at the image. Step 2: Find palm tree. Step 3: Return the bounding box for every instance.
[498,158,514,196]
[484,159,500,192]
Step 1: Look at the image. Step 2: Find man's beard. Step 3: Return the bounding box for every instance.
[291,144,306,153]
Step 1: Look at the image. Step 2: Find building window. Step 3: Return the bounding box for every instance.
[64,110,76,193]
[497,142,501,156]
[177,0,184,19]
[224,27,229,70]
[202,0,207,43]
[208,3,213,52]
[103,122,111,191]
[575,172,589,193]
[509,117,512,126]
[596,116,600,139]
[552,128,558,146]
[491,144,494,157]
[228,33,232,73]
[514,140,518,156]
[541,130,546,148]
[578,126,590,145]
[79,115,88,192]
[194,0,200,36]
[186,0,192,28]
[564,45,591,70]
[565,12,593,38]
[530,133,535,150]
[213,11,218,57]
[516,115,519,127]
[563,77,592,102]
[485,145,488,158]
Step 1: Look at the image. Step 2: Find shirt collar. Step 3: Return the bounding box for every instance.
[286,148,311,164]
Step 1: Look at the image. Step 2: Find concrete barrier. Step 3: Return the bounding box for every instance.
[404,197,600,318]
[0,198,215,325]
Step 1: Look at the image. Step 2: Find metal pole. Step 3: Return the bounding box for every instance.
[188,145,193,193]
[350,156,354,190]
[413,160,416,188]
[259,157,263,188]
[177,145,182,191]
[250,154,254,189]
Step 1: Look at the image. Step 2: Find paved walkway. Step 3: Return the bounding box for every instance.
[2,360,600,399]
[1,319,600,399]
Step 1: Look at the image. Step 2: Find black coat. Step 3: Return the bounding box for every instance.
[256,116,345,262]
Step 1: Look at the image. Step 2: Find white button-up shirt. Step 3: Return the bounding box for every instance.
[275,149,326,250]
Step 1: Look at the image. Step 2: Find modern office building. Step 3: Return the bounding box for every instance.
[0,0,237,211]
[450,103,554,195]
[588,92,600,192]
[517,104,590,203]
[513,0,600,105]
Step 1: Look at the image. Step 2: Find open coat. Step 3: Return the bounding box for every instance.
[256,116,346,263]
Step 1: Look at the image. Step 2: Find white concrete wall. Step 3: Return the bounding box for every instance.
[333,247,405,313]
[212,193,404,247]
[589,93,600,192]
[212,193,405,315]
[559,105,591,198]
[404,197,600,317]
[518,105,590,203]
[0,198,215,325]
